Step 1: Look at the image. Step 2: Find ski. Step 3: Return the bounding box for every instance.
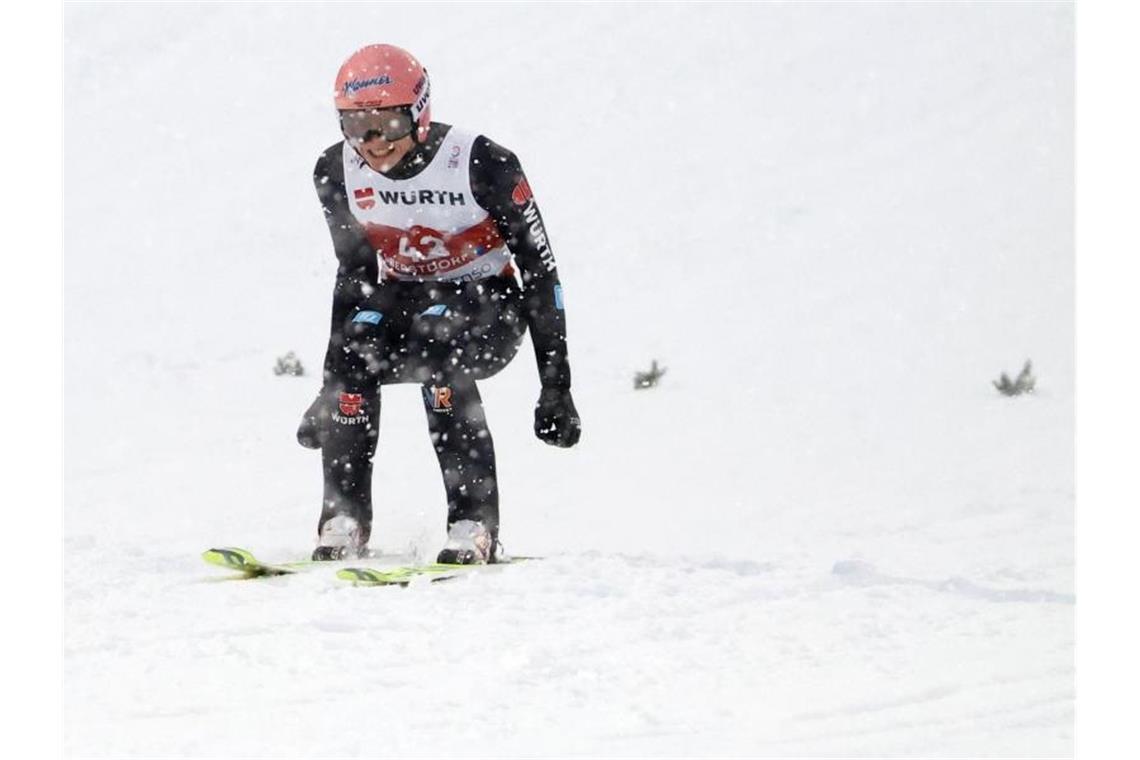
[337,556,537,587]
[201,546,415,579]
[203,546,537,583]
[336,564,467,586]
[202,547,300,577]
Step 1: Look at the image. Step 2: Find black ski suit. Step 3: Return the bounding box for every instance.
[300,123,578,546]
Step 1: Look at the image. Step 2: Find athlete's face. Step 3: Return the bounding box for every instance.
[340,108,417,174]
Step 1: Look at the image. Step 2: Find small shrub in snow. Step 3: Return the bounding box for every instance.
[274,351,305,377]
[634,360,667,390]
[993,360,1035,396]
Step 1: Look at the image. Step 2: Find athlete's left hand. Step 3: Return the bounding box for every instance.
[534,387,581,448]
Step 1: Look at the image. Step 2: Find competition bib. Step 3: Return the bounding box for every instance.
[342,128,512,282]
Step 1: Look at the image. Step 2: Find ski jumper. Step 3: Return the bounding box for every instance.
[310,123,571,545]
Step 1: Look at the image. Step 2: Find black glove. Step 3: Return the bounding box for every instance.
[296,392,329,449]
[534,387,581,448]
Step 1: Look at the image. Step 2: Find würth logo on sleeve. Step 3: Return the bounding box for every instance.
[511,178,533,206]
[354,188,376,210]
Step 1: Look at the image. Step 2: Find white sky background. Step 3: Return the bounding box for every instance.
[0,1,1135,757]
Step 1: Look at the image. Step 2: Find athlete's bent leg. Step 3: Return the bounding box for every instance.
[313,305,390,556]
[408,280,526,563]
[420,375,499,540]
[316,386,380,551]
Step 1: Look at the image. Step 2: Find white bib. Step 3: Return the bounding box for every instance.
[342,128,512,282]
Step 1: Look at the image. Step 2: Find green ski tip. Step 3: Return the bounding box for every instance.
[202,547,295,576]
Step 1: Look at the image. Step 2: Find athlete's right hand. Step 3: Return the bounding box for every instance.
[296,393,328,449]
[534,387,581,448]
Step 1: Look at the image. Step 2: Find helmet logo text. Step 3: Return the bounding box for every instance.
[343,75,392,94]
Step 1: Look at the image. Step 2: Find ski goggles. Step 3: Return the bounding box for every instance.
[339,108,416,143]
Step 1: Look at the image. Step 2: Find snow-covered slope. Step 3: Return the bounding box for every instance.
[64,3,1074,757]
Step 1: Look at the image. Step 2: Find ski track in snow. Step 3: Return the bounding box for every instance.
[65,3,1073,757]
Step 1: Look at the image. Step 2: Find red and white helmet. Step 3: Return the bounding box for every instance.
[333,44,431,142]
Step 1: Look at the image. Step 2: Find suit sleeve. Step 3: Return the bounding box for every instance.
[470,136,572,390]
[313,144,378,383]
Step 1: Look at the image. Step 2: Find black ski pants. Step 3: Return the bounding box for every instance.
[319,275,526,545]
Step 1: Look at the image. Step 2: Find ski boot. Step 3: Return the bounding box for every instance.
[436,519,501,565]
[312,514,369,561]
